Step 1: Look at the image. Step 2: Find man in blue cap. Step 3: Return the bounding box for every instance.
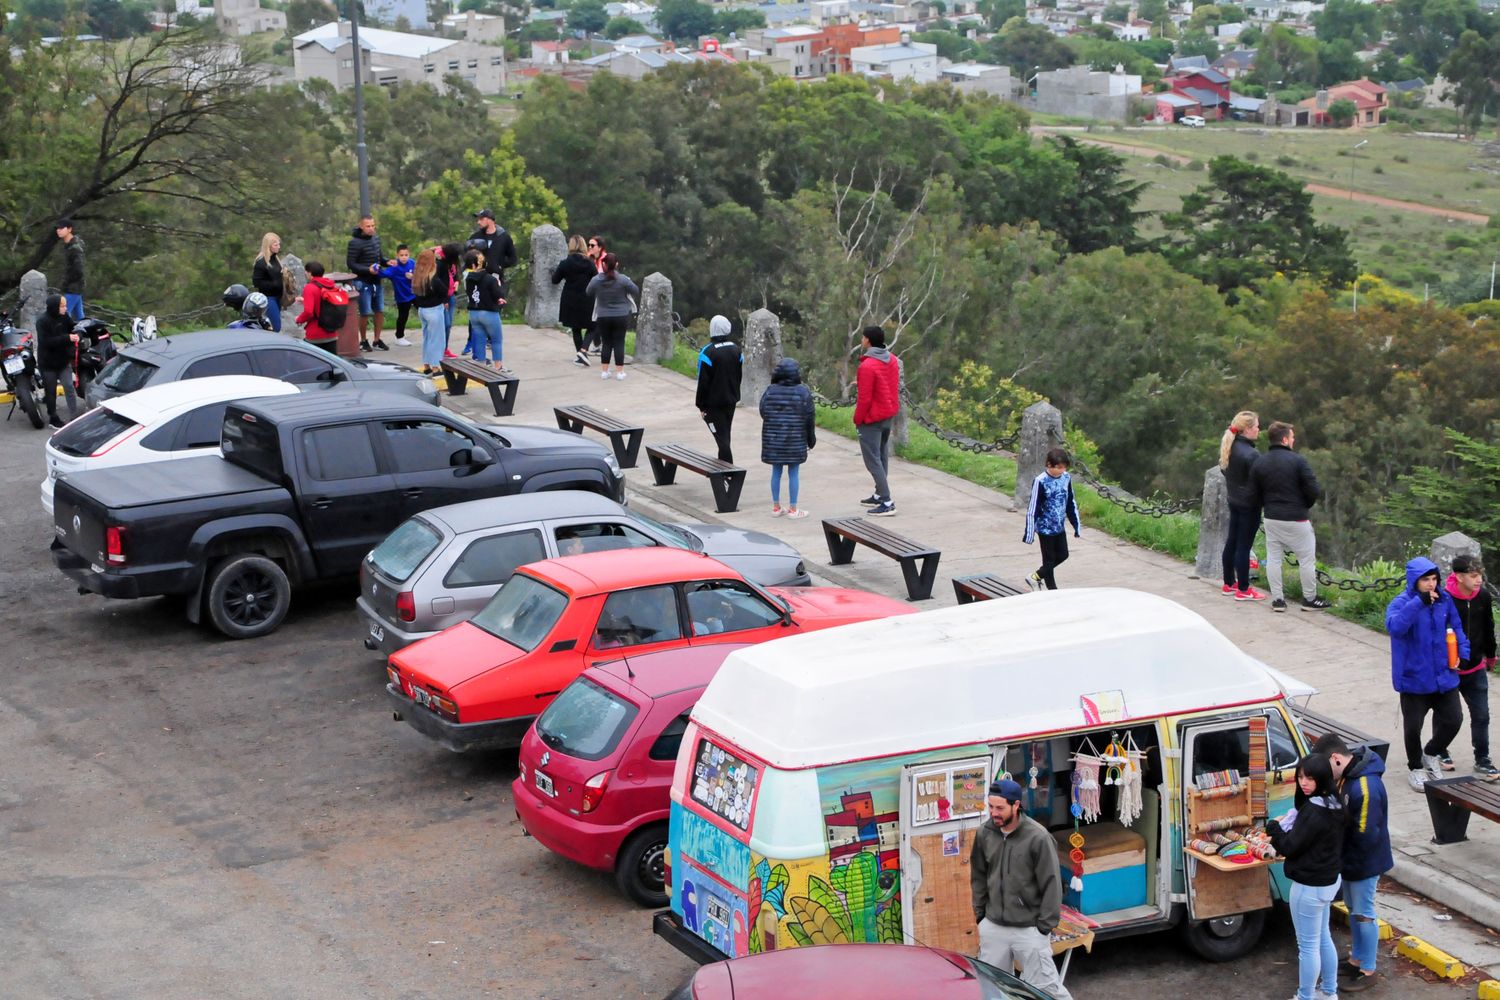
[970,777,1072,1000]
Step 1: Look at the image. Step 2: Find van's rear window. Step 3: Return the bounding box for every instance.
[689,737,758,831]
[220,408,281,481]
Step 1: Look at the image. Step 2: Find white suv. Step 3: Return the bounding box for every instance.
[1180,115,1206,128]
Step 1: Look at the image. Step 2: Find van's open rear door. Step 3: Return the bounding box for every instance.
[897,754,996,953]
[1179,718,1273,921]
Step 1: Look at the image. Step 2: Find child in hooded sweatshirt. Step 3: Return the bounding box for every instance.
[1023,447,1082,591]
[1435,554,1497,776]
[379,244,416,347]
[1387,556,1470,791]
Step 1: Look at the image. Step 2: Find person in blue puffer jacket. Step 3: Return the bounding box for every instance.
[1388,556,1469,792]
[758,357,815,519]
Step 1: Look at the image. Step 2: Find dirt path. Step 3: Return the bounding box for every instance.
[1034,128,1492,223]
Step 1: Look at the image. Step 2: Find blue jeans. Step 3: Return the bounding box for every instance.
[63,294,83,321]
[770,463,801,506]
[265,297,282,333]
[469,311,503,364]
[444,295,455,335]
[1290,879,1341,999]
[419,305,448,368]
[356,281,384,316]
[1342,875,1379,974]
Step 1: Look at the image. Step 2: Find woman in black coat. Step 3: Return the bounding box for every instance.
[759,357,816,518]
[552,235,597,367]
[1268,754,1346,1000]
[35,293,81,427]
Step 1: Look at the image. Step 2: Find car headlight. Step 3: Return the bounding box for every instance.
[605,452,622,475]
[416,377,436,396]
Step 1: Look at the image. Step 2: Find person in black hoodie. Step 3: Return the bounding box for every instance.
[345,215,386,351]
[1313,735,1392,993]
[35,294,81,427]
[1250,421,1331,613]
[470,209,517,284]
[695,315,743,463]
[1269,753,1346,1000]
[1219,410,1264,600]
[552,235,597,367]
[1435,554,1498,776]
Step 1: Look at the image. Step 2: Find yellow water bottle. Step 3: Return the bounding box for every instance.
[1448,628,1460,670]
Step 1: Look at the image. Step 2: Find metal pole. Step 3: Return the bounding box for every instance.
[1490,260,1496,300]
[349,2,372,218]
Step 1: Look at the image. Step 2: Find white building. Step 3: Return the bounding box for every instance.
[441,10,505,42]
[940,60,1013,96]
[850,40,938,83]
[293,20,507,95]
[214,0,286,36]
[744,25,828,79]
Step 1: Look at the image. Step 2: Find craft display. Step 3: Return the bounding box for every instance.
[1248,716,1269,819]
[1070,738,1103,824]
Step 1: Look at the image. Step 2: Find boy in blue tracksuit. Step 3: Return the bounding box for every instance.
[1023,448,1082,591]
[1387,556,1468,792]
[379,244,416,347]
[1313,734,1392,993]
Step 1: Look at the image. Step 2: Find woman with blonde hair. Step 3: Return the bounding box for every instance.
[552,234,597,367]
[251,233,287,332]
[1220,409,1264,600]
[411,248,451,375]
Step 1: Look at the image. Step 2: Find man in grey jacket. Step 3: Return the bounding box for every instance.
[970,778,1072,1000]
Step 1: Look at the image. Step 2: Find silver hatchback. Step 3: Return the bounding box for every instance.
[357,492,810,656]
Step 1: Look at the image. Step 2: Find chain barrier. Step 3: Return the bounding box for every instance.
[1283,554,1405,593]
[1070,457,1202,518]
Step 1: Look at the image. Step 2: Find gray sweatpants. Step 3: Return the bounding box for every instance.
[857,417,893,502]
[977,920,1074,1000]
[1264,517,1318,601]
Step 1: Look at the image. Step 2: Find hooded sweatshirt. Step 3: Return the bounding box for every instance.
[1447,573,1497,673]
[1269,792,1345,887]
[695,316,743,411]
[759,358,816,466]
[294,274,340,340]
[1337,746,1393,881]
[1387,556,1468,695]
[854,346,900,425]
[36,294,76,370]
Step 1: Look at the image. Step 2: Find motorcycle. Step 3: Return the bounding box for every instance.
[1,310,46,429]
[72,317,119,404]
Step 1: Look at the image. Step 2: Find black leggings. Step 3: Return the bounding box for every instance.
[597,316,628,367]
[569,325,590,353]
[1222,503,1260,591]
[1036,532,1069,590]
[1402,689,1463,771]
[395,302,413,339]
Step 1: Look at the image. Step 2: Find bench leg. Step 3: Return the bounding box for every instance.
[953,581,976,605]
[616,430,644,470]
[556,414,583,435]
[648,453,679,487]
[488,381,517,417]
[710,471,746,514]
[1426,793,1473,845]
[900,553,942,602]
[443,370,467,397]
[824,527,857,567]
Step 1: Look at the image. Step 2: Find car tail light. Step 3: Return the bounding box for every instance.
[105,526,127,566]
[386,665,402,691]
[580,771,611,813]
[395,591,415,623]
[663,847,673,900]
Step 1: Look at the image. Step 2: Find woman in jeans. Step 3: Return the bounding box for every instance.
[36,294,80,428]
[1269,754,1346,1000]
[411,248,451,376]
[462,249,508,374]
[1219,409,1263,600]
[586,253,639,381]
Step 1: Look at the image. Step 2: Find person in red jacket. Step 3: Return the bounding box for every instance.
[853,325,902,516]
[294,260,341,353]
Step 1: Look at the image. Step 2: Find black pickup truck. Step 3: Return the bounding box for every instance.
[50,391,626,639]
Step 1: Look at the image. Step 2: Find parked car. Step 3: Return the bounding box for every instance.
[50,391,624,639]
[1179,114,1206,128]
[87,328,439,406]
[359,492,811,656]
[515,643,750,907]
[385,548,912,753]
[40,375,300,515]
[662,944,1051,999]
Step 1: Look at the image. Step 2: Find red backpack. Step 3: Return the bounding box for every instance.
[316,283,350,331]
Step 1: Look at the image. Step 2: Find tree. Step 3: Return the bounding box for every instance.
[603,15,646,39]
[1315,0,1382,48]
[1137,0,1167,22]
[1382,430,1500,559]
[1160,156,1356,298]
[715,8,765,35]
[655,0,715,41]
[1174,31,1220,60]
[1441,28,1500,135]
[1044,136,1147,254]
[1132,38,1175,63]
[566,0,607,35]
[287,0,338,34]
[1387,0,1486,76]
[1317,38,1363,86]
[421,135,568,258]
[979,0,1025,30]
[1327,97,1358,126]
[913,29,975,62]
[1249,24,1319,86]
[1102,2,1130,22]
[986,23,1075,71]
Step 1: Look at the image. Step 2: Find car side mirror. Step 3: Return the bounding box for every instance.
[316,368,345,383]
[451,446,494,468]
[470,445,495,466]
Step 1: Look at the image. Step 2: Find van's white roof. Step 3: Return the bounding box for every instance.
[692,589,1293,770]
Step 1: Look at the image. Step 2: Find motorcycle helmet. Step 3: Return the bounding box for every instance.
[222,283,250,312]
[241,291,270,327]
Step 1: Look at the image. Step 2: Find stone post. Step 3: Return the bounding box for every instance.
[1431,531,1482,579]
[633,272,674,364]
[1012,400,1065,511]
[281,253,306,298]
[17,269,47,333]
[1193,465,1229,580]
[524,224,566,329]
[742,309,783,409]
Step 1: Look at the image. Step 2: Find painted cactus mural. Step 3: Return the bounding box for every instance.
[750,850,904,953]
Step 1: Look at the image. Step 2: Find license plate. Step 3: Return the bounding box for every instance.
[412,687,431,708]
[534,770,554,797]
[2,356,22,375]
[368,621,385,643]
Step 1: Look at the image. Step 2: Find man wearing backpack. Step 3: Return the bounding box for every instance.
[294,261,348,353]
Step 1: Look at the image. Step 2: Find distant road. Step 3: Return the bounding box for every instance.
[1032,127,1491,224]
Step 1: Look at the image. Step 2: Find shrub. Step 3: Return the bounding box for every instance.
[1445,233,1477,250]
[1187,159,1206,171]
[1393,154,1409,163]
[1361,215,1378,225]
[1372,164,1384,174]
[1275,154,1297,167]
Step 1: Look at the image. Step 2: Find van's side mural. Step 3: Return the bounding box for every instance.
[677,856,750,957]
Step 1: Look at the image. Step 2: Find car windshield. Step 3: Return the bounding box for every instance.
[369,518,442,583]
[50,408,138,457]
[535,677,640,761]
[626,509,696,550]
[95,355,158,393]
[971,958,1051,999]
[470,574,568,651]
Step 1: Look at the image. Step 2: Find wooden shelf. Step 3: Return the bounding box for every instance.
[1186,847,1273,872]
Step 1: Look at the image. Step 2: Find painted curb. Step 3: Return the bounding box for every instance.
[1331,901,1394,940]
[1397,935,1464,979]
[1477,980,1500,999]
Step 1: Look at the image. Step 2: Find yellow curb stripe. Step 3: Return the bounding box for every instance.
[1477,980,1500,1000]
[1330,901,1393,940]
[1396,935,1464,980]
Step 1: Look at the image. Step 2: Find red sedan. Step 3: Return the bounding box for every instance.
[386,548,912,752]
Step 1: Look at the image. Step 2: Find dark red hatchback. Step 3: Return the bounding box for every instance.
[515,643,751,907]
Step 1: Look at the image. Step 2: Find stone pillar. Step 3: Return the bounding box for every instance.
[1193,465,1228,580]
[1012,400,1065,511]
[524,224,566,329]
[281,253,306,297]
[633,272,674,364]
[742,309,783,408]
[17,269,47,333]
[1431,531,1482,579]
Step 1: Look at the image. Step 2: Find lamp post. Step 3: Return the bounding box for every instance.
[1348,138,1367,202]
[348,0,372,218]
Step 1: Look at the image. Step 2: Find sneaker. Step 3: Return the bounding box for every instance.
[359,340,372,352]
[867,501,896,516]
[771,506,784,517]
[1026,571,1043,592]
[394,337,412,347]
[1409,769,1428,792]
[786,509,809,519]
[616,371,626,380]
[574,351,589,367]
[1302,597,1333,611]
[1235,587,1267,602]
[443,349,457,359]
[858,494,884,506]
[460,346,471,356]
[1271,598,1288,613]
[47,414,64,428]
[373,339,389,351]
[1222,584,1237,596]
[1439,753,1456,772]
[1477,758,1499,777]
[1342,971,1377,993]
[498,367,515,377]
[1422,754,1444,781]
[601,370,611,380]
[1338,962,1363,981]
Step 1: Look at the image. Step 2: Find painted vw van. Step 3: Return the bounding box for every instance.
[654,589,1320,968]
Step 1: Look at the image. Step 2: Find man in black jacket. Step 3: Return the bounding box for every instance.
[1250,421,1331,613]
[345,215,386,351]
[695,315,742,463]
[469,209,517,286]
[56,219,85,321]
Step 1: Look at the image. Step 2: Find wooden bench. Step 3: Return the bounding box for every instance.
[439,358,519,417]
[553,404,644,469]
[1423,776,1500,845]
[1289,705,1391,765]
[645,444,746,514]
[822,516,941,602]
[952,573,1028,605]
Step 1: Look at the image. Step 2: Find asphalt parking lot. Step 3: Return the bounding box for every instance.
[0,412,1479,1000]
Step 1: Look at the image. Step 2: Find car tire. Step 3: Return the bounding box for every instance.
[615,823,669,908]
[1182,909,1266,962]
[15,378,44,429]
[205,554,291,640]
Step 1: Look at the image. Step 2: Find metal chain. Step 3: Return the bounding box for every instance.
[1069,456,1201,518]
[1282,554,1405,593]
